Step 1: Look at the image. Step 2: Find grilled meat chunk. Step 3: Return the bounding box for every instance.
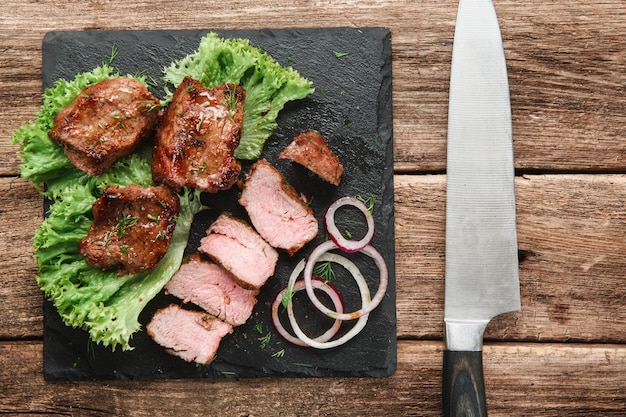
[199,213,278,290]
[239,159,318,255]
[147,304,233,365]
[165,254,258,327]
[48,77,161,176]
[152,76,245,192]
[78,184,180,275]
[279,130,344,186]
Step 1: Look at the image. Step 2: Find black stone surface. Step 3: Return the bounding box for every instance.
[41,27,395,380]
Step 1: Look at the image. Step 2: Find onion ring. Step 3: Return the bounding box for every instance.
[324,196,375,253]
[287,253,370,349]
[271,260,344,347]
[304,240,388,321]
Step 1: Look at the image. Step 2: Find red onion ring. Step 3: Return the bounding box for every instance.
[324,196,375,253]
[303,240,388,321]
[288,253,370,349]
[271,259,344,347]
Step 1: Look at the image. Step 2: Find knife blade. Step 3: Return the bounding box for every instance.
[443,1,521,416]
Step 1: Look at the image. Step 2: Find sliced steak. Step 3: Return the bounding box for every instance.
[48,77,161,176]
[279,130,344,186]
[199,213,278,290]
[152,76,245,192]
[78,184,180,275]
[239,159,318,255]
[147,304,233,365]
[165,254,258,326]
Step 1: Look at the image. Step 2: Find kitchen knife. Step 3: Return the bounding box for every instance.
[443,1,521,416]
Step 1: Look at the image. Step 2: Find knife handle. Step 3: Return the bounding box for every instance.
[443,350,487,417]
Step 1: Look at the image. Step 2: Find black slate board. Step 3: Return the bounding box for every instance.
[41,28,395,380]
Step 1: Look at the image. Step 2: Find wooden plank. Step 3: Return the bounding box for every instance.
[1,0,625,175]
[5,174,626,343]
[0,177,42,338]
[394,173,626,343]
[1,340,625,416]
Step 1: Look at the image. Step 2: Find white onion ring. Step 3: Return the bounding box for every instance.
[287,253,370,349]
[271,260,344,347]
[324,196,375,253]
[304,240,388,321]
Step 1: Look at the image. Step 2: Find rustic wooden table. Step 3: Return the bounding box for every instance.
[2,1,625,415]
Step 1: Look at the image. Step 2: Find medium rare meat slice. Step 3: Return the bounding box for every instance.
[165,254,258,326]
[239,159,318,255]
[147,304,233,365]
[152,76,245,192]
[199,213,278,290]
[279,130,344,186]
[48,77,161,176]
[78,184,180,275]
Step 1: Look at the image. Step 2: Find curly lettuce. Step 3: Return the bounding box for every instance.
[163,32,314,160]
[12,63,206,351]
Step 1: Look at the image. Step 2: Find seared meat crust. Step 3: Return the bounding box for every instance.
[78,184,180,275]
[152,76,245,192]
[279,130,344,186]
[48,77,161,176]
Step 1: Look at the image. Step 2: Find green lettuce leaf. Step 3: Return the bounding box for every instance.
[163,32,314,160]
[13,63,206,351]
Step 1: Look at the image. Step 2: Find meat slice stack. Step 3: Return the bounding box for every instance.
[164,254,258,327]
[199,213,279,289]
[148,213,279,365]
[239,159,318,256]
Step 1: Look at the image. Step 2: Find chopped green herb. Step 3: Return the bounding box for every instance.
[115,213,139,238]
[281,284,296,310]
[153,230,168,241]
[147,214,160,222]
[272,349,286,358]
[332,50,349,58]
[357,193,376,213]
[108,44,119,64]
[294,362,313,368]
[258,332,271,349]
[314,260,335,282]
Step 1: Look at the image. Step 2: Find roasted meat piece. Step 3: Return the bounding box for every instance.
[199,213,278,290]
[147,304,233,365]
[78,184,180,275]
[48,77,161,176]
[152,76,245,192]
[165,254,258,327]
[279,130,344,186]
[239,159,318,256]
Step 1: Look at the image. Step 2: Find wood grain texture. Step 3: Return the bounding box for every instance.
[5,174,626,343]
[2,0,626,414]
[1,341,625,416]
[1,0,625,175]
